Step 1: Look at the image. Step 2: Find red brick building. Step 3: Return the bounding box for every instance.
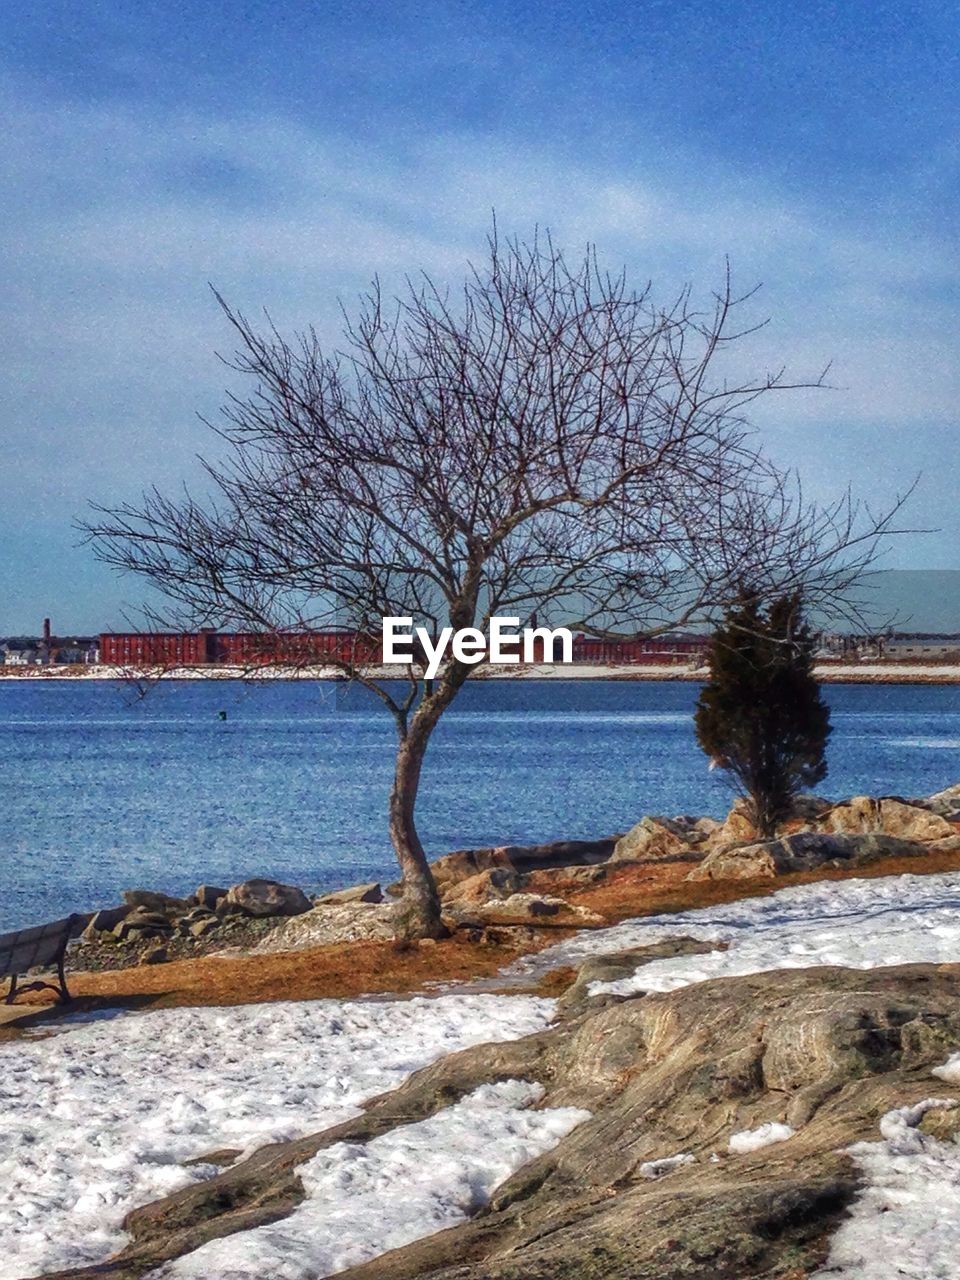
[99,628,708,667]
[99,629,380,667]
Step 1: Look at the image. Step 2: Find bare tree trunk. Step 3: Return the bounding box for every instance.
[389,729,445,939]
[388,673,468,939]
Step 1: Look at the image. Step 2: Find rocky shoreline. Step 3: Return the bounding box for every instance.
[66,781,960,976]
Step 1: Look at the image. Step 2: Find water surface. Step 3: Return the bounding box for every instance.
[1,679,957,929]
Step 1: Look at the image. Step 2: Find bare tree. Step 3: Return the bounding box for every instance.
[83,230,909,938]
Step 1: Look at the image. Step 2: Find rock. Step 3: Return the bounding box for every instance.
[121,928,163,944]
[429,836,620,894]
[214,896,248,919]
[183,906,216,922]
[521,864,609,894]
[708,799,760,849]
[82,905,132,939]
[122,889,191,914]
[705,797,834,851]
[139,945,168,965]
[820,796,955,842]
[611,816,690,862]
[189,917,220,938]
[68,914,92,939]
[442,868,524,905]
[194,885,228,911]
[558,938,722,1017]
[689,844,779,880]
[788,794,834,823]
[316,882,384,906]
[254,902,399,952]
[689,815,722,842]
[113,911,173,940]
[689,831,931,881]
[417,937,437,948]
[918,1105,960,1142]
[106,965,960,1280]
[224,879,311,918]
[182,1148,244,1169]
[917,782,960,821]
[451,892,604,928]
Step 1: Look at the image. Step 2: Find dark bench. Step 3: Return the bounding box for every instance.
[0,914,81,1005]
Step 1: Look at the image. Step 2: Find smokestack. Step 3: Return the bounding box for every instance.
[43,618,51,646]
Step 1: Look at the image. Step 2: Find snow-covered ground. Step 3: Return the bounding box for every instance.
[152,1080,589,1280]
[9,870,960,1279]
[528,869,960,997]
[811,1096,960,1280]
[0,994,554,1280]
[528,872,960,1280]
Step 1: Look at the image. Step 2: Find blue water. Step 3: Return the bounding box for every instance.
[1,679,958,931]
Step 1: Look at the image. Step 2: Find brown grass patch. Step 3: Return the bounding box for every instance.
[9,845,960,1021]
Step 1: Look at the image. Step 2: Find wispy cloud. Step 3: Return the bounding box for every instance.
[0,69,956,628]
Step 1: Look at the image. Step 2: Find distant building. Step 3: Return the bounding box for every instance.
[98,629,377,667]
[0,640,40,665]
[97,628,710,667]
[883,633,960,660]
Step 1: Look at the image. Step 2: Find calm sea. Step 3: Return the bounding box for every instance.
[1,678,958,931]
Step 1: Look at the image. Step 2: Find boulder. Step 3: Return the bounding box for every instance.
[442,868,524,905]
[450,892,604,928]
[429,836,620,894]
[224,879,311,918]
[917,782,960,821]
[820,796,955,842]
[787,794,834,823]
[705,796,832,851]
[689,831,930,882]
[918,1105,960,1143]
[880,798,956,841]
[521,864,610,894]
[122,889,191,914]
[707,800,760,849]
[611,816,690,862]
[189,917,220,938]
[82,905,132,939]
[139,945,168,965]
[255,903,398,952]
[558,938,723,1017]
[214,896,248,919]
[113,910,173,940]
[194,885,228,911]
[316,882,384,906]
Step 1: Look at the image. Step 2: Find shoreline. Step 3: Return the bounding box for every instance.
[1,661,959,684]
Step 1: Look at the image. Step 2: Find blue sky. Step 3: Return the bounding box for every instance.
[1,0,957,633]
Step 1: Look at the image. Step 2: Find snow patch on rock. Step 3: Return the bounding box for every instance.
[811,1099,960,1279]
[153,1080,589,1279]
[0,994,555,1279]
[728,1122,795,1154]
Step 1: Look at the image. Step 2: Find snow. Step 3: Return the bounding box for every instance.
[933,1053,960,1085]
[810,1099,960,1279]
[152,1080,589,1279]
[0,993,554,1279]
[728,1122,795,1154]
[523,870,960,998]
[638,1153,696,1178]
